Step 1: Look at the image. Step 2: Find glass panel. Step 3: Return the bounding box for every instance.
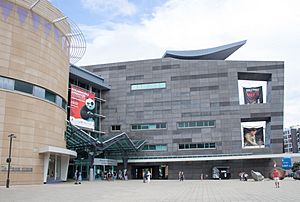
[190,144,196,149]
[149,145,156,150]
[197,121,203,127]
[204,143,209,148]
[179,144,184,149]
[209,120,215,126]
[132,125,137,130]
[45,90,56,103]
[178,122,184,128]
[184,144,190,149]
[131,82,166,90]
[210,143,216,148]
[190,122,196,127]
[0,77,14,90]
[56,96,62,107]
[198,144,204,148]
[14,80,33,94]
[62,99,66,109]
[33,86,45,99]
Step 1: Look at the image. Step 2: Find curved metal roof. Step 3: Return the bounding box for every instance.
[163,40,247,60]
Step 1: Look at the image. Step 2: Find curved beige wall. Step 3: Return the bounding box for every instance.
[0,0,70,184]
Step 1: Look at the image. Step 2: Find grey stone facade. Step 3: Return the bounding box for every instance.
[84,58,284,179]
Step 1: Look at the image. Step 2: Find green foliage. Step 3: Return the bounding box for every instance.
[292,162,300,172]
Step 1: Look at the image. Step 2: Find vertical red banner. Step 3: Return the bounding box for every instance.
[70,85,96,129]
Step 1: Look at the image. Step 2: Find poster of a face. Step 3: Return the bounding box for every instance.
[241,121,265,148]
[243,86,263,104]
[70,85,96,129]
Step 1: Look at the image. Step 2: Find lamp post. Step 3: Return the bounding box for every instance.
[6,134,16,188]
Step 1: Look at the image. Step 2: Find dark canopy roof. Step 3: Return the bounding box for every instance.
[65,121,146,154]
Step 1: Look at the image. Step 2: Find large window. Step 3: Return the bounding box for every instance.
[178,143,216,150]
[142,144,167,151]
[177,120,215,128]
[131,82,166,90]
[0,76,66,110]
[131,123,167,130]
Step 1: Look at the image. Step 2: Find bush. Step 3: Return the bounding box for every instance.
[292,162,300,172]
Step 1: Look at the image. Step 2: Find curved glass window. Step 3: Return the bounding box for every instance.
[0,76,67,110]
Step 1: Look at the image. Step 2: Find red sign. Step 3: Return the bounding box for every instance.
[70,85,96,129]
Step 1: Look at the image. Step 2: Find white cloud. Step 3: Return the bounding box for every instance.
[80,0,136,16]
[77,0,300,127]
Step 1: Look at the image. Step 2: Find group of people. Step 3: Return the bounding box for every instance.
[239,169,280,188]
[239,172,249,181]
[74,170,82,184]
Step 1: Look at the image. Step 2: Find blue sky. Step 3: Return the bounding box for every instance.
[50,0,166,26]
[48,0,300,127]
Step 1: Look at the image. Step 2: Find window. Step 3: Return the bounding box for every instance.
[131,123,167,130]
[111,125,121,131]
[0,77,14,90]
[177,120,215,128]
[14,80,33,94]
[178,143,216,150]
[0,76,67,110]
[33,86,45,99]
[45,90,56,103]
[131,82,166,90]
[142,144,167,151]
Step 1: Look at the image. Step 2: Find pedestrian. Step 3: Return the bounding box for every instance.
[178,171,181,181]
[74,170,79,184]
[78,172,82,184]
[180,171,184,181]
[239,172,244,181]
[273,169,280,188]
[243,173,248,181]
[146,170,151,183]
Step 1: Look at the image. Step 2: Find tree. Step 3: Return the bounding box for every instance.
[292,162,300,172]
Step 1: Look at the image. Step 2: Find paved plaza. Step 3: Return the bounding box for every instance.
[1,178,299,202]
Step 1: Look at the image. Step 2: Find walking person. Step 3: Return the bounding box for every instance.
[74,170,79,184]
[146,170,151,183]
[78,171,82,184]
[180,171,184,181]
[273,169,280,188]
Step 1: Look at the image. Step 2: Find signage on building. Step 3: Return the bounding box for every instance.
[281,157,292,170]
[243,86,263,104]
[70,85,96,129]
[93,158,118,166]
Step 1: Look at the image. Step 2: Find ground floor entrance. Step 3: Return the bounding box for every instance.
[130,164,168,179]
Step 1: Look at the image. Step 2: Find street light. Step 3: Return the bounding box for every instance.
[6,134,16,188]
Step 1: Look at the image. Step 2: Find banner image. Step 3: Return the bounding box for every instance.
[70,85,96,129]
[243,86,263,104]
[243,127,264,148]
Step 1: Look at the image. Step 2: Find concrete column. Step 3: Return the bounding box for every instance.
[61,155,70,182]
[54,155,57,180]
[43,153,50,184]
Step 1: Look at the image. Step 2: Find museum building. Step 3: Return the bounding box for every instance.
[1,0,300,185]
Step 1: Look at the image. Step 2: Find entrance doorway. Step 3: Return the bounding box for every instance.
[131,165,168,179]
[47,155,62,182]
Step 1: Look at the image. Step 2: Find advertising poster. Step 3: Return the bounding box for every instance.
[70,85,96,129]
[243,127,264,148]
[243,86,263,104]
